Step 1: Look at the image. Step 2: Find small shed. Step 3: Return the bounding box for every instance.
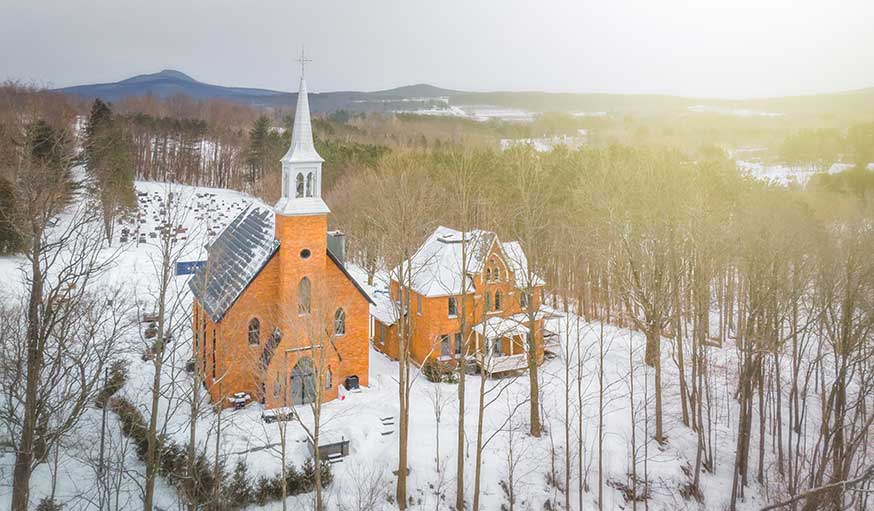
[306,431,350,464]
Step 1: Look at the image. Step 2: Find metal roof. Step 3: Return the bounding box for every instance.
[189,204,279,322]
[190,204,374,323]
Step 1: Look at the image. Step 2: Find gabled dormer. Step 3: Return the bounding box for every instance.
[481,244,514,287]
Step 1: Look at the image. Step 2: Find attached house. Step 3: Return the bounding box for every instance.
[371,226,550,375]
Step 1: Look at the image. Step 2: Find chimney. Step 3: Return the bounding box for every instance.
[327,231,346,266]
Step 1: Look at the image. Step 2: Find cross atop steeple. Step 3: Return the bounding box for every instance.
[297,46,312,79]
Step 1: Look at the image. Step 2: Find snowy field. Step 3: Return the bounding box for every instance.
[395,104,536,123]
[729,147,874,186]
[500,131,588,153]
[687,105,782,117]
[734,159,874,186]
[734,159,820,186]
[1,180,789,510]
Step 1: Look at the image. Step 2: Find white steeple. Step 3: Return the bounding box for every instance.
[275,49,329,217]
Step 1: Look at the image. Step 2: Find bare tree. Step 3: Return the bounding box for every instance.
[140,183,198,511]
[500,396,536,511]
[1,115,137,511]
[285,280,349,511]
[436,150,488,511]
[364,152,440,510]
[503,147,555,438]
[470,331,529,511]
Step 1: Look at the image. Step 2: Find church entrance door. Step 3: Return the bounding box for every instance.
[289,357,316,406]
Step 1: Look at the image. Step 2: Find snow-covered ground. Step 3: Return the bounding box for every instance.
[734,159,874,186]
[734,159,820,186]
[688,105,782,117]
[571,111,608,118]
[500,131,588,153]
[1,180,788,510]
[395,104,536,123]
[729,147,874,186]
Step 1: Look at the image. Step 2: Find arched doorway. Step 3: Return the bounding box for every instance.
[289,357,316,406]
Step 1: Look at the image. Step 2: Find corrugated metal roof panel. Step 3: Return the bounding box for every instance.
[189,204,279,322]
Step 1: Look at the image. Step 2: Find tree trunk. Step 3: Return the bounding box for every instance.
[144,242,171,511]
[647,324,664,442]
[10,235,45,511]
[528,301,541,437]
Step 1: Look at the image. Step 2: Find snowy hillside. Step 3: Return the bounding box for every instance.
[0,180,807,510]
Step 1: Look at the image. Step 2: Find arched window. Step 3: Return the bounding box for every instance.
[325,368,332,390]
[295,173,304,198]
[334,308,346,336]
[520,291,530,310]
[306,172,314,197]
[298,277,311,314]
[248,317,260,345]
[494,291,502,311]
[485,268,492,282]
[484,292,491,312]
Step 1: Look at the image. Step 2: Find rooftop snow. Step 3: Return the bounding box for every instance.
[397,226,495,298]
[395,226,540,298]
[369,289,398,326]
[473,314,531,339]
[502,241,544,288]
[473,311,551,339]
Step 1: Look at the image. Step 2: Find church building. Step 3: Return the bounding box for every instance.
[190,73,372,409]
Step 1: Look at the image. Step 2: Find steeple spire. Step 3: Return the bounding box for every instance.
[275,50,329,217]
[282,49,322,164]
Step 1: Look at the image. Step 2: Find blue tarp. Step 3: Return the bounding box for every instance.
[176,260,206,276]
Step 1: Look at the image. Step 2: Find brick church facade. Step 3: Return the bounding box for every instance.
[190,74,372,409]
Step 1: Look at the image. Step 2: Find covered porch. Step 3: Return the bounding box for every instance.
[472,314,534,375]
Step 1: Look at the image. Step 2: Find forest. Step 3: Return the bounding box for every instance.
[0,81,873,511]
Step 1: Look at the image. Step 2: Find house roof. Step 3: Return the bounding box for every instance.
[190,204,372,323]
[370,289,398,326]
[474,314,531,339]
[502,241,545,288]
[189,204,279,323]
[473,311,550,339]
[395,226,494,298]
[395,226,540,298]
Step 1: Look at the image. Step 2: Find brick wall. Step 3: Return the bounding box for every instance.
[194,211,371,409]
[381,242,545,367]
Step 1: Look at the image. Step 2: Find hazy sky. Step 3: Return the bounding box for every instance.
[2,0,873,98]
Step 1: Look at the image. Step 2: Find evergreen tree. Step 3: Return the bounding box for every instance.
[225,459,253,506]
[84,99,136,242]
[0,177,23,254]
[246,115,272,185]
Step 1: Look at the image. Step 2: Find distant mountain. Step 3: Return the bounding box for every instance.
[370,83,462,98]
[54,70,461,113]
[56,69,295,107]
[54,70,874,119]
